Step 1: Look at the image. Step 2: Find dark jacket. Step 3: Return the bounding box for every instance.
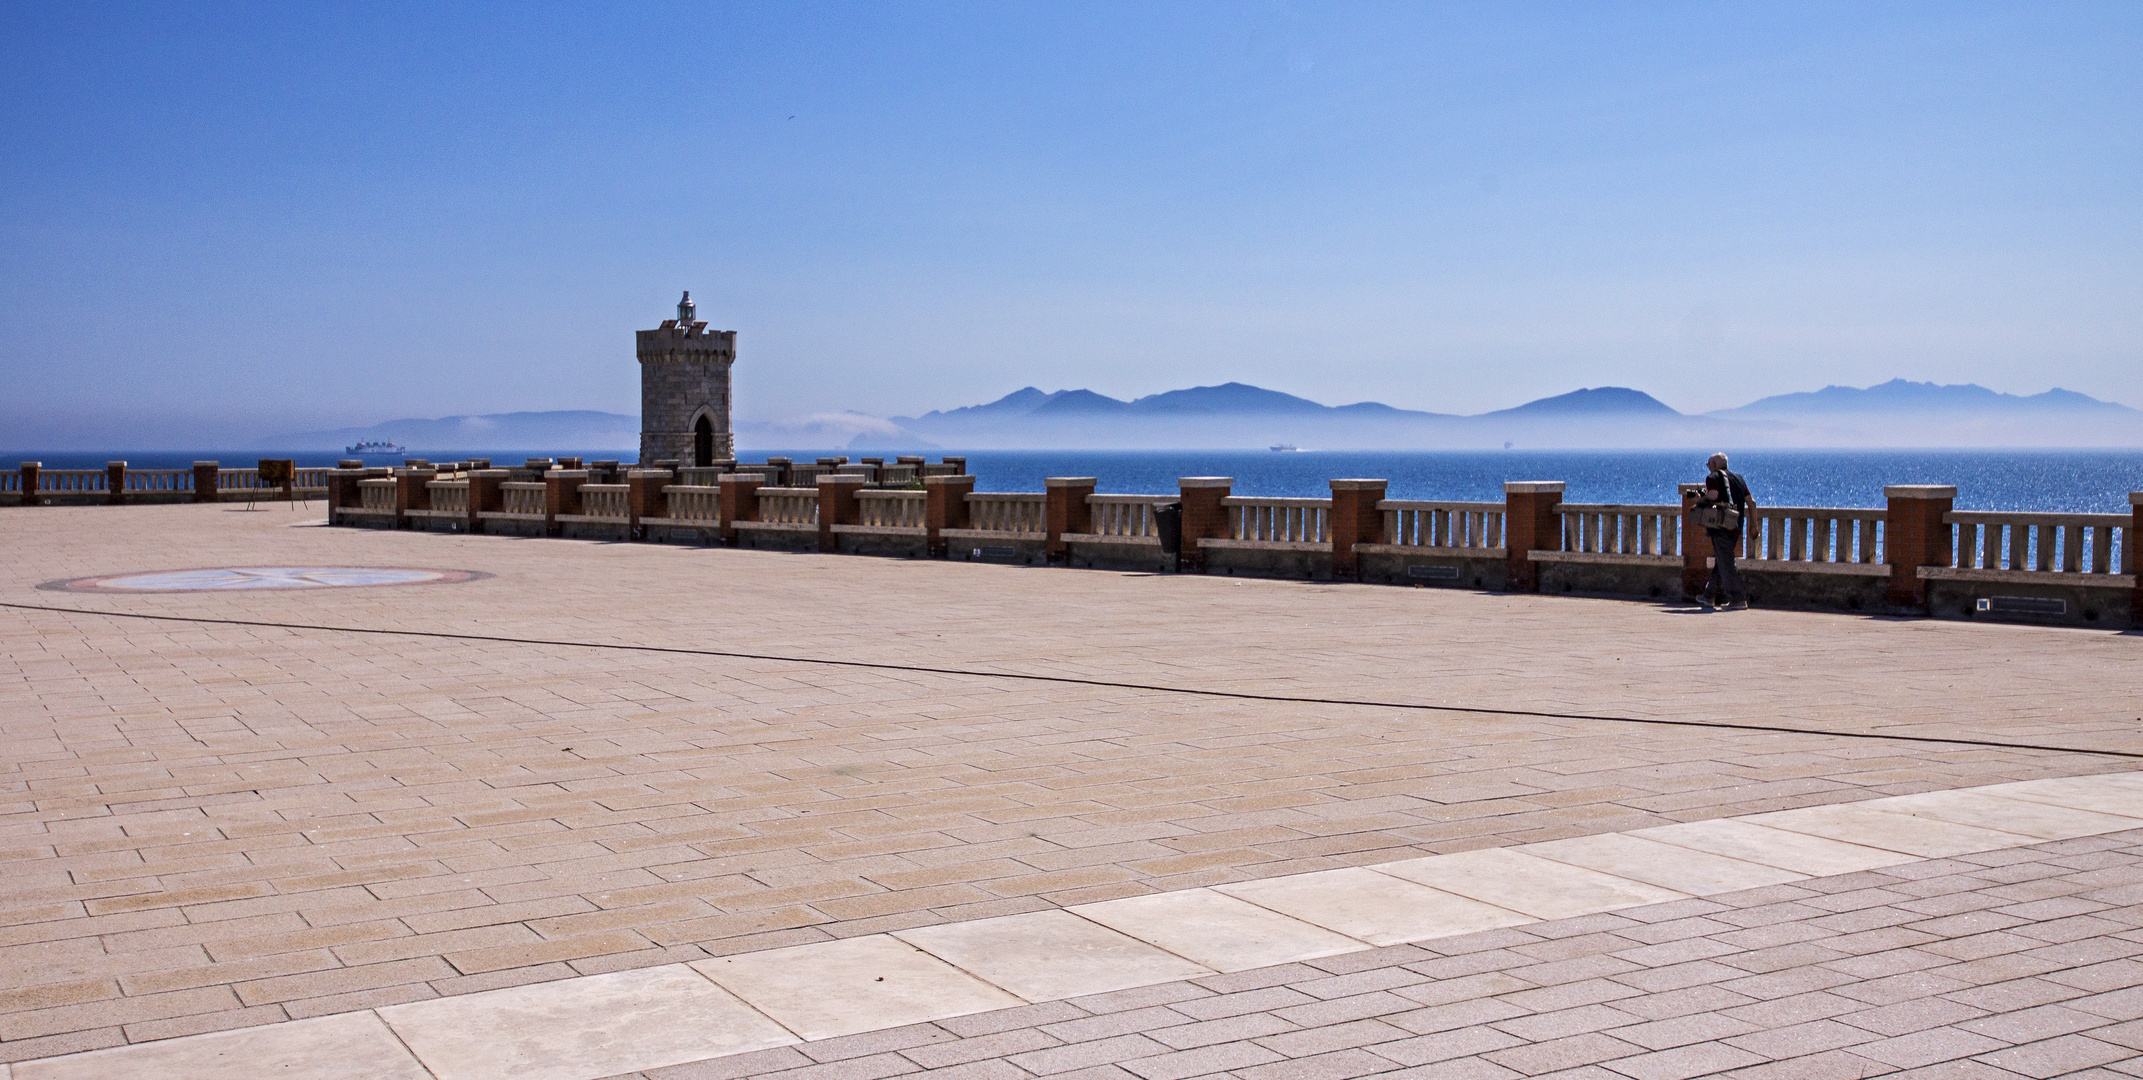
[1700,469,1753,537]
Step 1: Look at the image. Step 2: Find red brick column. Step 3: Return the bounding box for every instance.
[1882,484,1956,611]
[926,474,976,558]
[193,461,219,504]
[1678,483,1708,599]
[106,461,127,506]
[468,469,506,533]
[628,468,672,540]
[1503,481,1566,592]
[19,462,39,507]
[717,473,760,544]
[1177,477,1233,573]
[818,475,865,553]
[324,466,361,522]
[2129,492,2141,623]
[1329,479,1388,580]
[544,469,588,536]
[396,468,436,528]
[1045,477,1096,562]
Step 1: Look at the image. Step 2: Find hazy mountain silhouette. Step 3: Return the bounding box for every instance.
[1713,379,2135,417]
[267,410,638,450]
[891,383,1703,449]
[277,380,2143,454]
[1479,387,1680,418]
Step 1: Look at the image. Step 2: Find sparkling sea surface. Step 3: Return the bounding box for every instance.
[11,448,2143,513]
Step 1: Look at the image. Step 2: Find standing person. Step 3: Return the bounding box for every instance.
[1692,452,1753,610]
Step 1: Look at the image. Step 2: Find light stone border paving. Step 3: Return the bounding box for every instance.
[13,772,2141,1080]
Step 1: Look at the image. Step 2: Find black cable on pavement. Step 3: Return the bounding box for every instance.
[4,599,2140,761]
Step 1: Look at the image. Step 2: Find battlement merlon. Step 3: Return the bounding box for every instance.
[636,326,737,359]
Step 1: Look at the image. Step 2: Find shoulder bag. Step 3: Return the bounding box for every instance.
[1695,472,1741,531]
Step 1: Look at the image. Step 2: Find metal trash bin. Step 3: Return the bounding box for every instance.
[1154,502,1183,560]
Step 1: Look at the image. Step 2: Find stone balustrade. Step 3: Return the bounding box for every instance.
[1223,496,1331,544]
[964,493,1046,534]
[25,453,2134,627]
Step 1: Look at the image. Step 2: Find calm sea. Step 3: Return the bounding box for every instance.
[10,448,2143,513]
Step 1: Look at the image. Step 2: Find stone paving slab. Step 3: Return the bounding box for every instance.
[590,830,2143,1080]
[11,772,2143,1078]
[2,502,2141,1065]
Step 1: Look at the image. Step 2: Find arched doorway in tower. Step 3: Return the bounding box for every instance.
[693,415,714,467]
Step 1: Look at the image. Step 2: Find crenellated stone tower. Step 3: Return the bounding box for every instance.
[637,291,736,466]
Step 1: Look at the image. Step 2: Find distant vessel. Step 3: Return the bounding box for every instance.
[1269,444,1301,452]
[346,440,406,455]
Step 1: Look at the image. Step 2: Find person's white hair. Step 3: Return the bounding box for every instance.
[1707,452,1729,470]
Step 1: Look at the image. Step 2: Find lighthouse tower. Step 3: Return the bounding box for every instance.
[637,291,736,466]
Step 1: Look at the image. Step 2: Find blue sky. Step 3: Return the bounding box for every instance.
[2,2,2138,444]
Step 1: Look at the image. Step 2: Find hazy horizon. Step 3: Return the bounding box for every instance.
[4,4,2139,447]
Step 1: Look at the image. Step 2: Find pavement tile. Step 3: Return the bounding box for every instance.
[8,506,2143,1080]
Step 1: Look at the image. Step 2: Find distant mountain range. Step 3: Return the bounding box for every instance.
[267,380,2142,452]
[266,410,638,451]
[1713,379,2136,417]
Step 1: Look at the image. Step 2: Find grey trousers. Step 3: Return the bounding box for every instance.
[1706,530,1745,602]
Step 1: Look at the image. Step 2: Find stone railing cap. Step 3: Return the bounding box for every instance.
[1044,476,1099,487]
[192,461,219,468]
[1329,478,1387,490]
[1179,476,1234,488]
[474,469,511,477]
[1883,484,1958,498]
[628,469,672,478]
[922,474,976,484]
[106,460,127,467]
[1504,481,1566,494]
[552,469,590,478]
[816,473,868,485]
[2131,491,2143,505]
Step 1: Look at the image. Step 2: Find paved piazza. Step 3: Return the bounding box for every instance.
[3,501,2142,1078]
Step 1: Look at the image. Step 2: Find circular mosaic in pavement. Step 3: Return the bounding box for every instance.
[46,567,490,593]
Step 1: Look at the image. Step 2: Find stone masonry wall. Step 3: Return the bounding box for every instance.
[637,324,736,465]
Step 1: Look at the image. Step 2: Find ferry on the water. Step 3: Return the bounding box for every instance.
[346,440,406,456]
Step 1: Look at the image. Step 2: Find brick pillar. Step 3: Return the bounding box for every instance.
[926,474,976,558]
[106,461,127,505]
[1045,477,1097,562]
[1503,481,1566,593]
[1177,477,1233,573]
[19,462,39,507]
[324,467,361,523]
[2128,492,2141,624]
[717,473,761,544]
[1678,483,1708,598]
[469,469,507,533]
[1329,479,1388,580]
[818,474,865,553]
[629,469,672,540]
[193,461,219,504]
[544,469,588,536]
[1883,484,1957,611]
[395,469,435,528]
